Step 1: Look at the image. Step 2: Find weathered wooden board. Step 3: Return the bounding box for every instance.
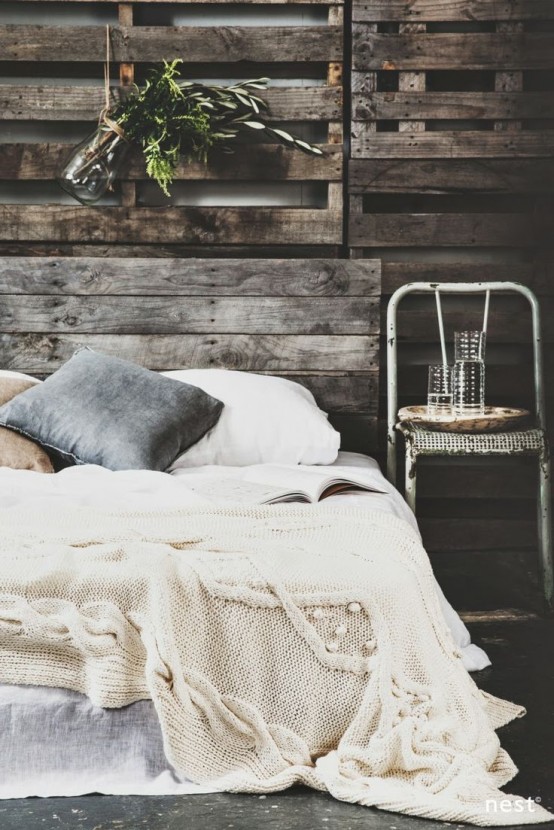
[381,261,554,295]
[0,85,340,122]
[0,295,378,335]
[0,1,344,255]
[390,309,552,342]
[421,518,536,551]
[431,551,542,612]
[352,91,554,122]
[351,129,554,159]
[17,0,344,4]
[0,25,343,64]
[349,1,552,610]
[350,213,553,248]
[0,257,380,437]
[0,332,377,374]
[396,365,537,399]
[352,0,554,22]
[353,31,552,71]
[417,463,537,500]
[0,144,342,182]
[349,159,554,194]
[0,207,342,245]
[0,258,380,296]
[0,244,343,259]
[295,374,378,414]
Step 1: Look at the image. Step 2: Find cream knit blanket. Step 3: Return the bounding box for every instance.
[0,504,550,826]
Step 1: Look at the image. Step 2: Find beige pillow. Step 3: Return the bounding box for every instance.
[0,377,54,473]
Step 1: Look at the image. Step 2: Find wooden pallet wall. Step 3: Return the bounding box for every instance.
[350,0,554,612]
[0,0,344,258]
[0,256,381,448]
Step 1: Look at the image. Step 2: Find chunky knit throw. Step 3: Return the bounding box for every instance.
[0,504,550,826]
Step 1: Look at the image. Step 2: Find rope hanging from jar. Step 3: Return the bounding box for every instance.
[99,24,128,141]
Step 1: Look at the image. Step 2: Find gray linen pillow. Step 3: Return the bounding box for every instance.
[0,349,224,471]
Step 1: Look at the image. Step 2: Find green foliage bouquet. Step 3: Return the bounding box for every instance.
[58,59,324,204]
[112,60,322,196]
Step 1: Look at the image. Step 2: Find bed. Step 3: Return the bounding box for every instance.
[0,258,549,825]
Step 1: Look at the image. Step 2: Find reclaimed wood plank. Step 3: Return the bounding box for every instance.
[390,309,553,342]
[353,31,553,71]
[0,333,376,373]
[421,518,536,551]
[352,90,554,122]
[351,129,554,158]
[0,143,341,182]
[19,0,345,4]
[349,158,554,194]
[16,369,377,414]
[398,22,426,134]
[349,23,376,260]
[494,22,524,133]
[0,295,379,335]
[352,0,554,22]
[0,243,342,259]
[459,609,540,623]
[292,373,378,414]
[394,364,537,402]
[330,413,377,452]
[381,260,554,294]
[0,258,380,296]
[0,206,343,246]
[350,212,553,248]
[430,549,540,610]
[118,3,135,90]
[417,464,537,501]
[0,25,343,64]
[0,85,340,122]
[326,5,343,212]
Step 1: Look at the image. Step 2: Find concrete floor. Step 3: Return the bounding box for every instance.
[1,620,553,830]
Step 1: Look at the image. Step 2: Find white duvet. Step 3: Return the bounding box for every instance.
[0,452,490,798]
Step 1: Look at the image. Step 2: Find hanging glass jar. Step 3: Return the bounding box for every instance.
[57,122,130,206]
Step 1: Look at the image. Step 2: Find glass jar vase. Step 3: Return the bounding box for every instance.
[452,330,486,416]
[57,124,129,205]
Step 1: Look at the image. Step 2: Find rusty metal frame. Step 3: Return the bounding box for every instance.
[386,281,552,609]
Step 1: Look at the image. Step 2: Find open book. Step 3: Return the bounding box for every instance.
[177,464,388,505]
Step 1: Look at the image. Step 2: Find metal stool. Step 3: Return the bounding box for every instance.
[386,282,552,609]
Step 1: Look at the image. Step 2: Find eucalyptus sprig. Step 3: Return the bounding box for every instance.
[109,60,323,196]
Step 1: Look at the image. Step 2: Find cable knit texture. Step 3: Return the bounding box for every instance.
[0,504,550,825]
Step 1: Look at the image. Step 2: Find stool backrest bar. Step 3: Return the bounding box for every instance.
[386,281,546,485]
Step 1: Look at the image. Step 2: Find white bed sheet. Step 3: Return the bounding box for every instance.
[0,452,490,798]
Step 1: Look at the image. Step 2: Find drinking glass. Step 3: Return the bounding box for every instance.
[454,330,486,362]
[453,330,486,416]
[427,364,452,417]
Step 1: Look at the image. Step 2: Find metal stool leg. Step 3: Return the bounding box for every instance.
[538,445,553,610]
[405,444,417,513]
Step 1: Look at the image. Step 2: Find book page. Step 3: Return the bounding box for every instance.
[173,461,389,505]
[181,476,294,505]
[243,464,388,500]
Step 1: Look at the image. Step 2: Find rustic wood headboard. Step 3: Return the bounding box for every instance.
[0,257,381,452]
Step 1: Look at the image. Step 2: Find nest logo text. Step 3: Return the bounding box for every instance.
[485,797,541,813]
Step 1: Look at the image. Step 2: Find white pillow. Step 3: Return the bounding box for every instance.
[162,369,340,468]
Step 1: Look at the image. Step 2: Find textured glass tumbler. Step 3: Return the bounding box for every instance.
[453,330,486,416]
[427,364,452,417]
